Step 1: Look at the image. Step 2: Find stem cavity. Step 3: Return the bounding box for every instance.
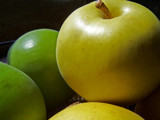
[96,0,112,19]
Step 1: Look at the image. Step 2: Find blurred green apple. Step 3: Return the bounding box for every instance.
[0,62,46,120]
[7,29,74,117]
[134,85,160,120]
[56,0,160,105]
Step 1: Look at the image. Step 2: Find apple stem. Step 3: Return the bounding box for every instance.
[95,0,112,19]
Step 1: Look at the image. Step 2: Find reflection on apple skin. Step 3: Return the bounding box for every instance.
[24,39,35,49]
[56,0,160,106]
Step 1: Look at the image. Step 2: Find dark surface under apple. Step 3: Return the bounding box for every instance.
[0,57,6,63]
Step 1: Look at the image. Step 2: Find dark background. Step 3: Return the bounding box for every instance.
[0,0,94,58]
[0,0,160,59]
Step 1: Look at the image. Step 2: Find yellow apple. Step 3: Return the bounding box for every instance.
[56,0,160,105]
[49,102,144,120]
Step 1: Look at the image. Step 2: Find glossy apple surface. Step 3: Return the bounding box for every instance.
[56,0,160,105]
[0,62,46,120]
[7,29,74,117]
[134,85,160,120]
[129,0,160,19]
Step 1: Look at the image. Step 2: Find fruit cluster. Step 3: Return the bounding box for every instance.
[0,0,160,120]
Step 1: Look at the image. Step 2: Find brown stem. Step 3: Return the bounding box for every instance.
[95,0,112,19]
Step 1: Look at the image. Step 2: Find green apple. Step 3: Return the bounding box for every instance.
[7,29,74,117]
[134,85,160,120]
[56,0,160,105]
[0,62,46,120]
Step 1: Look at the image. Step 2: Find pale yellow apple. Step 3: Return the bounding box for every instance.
[49,102,144,120]
[56,0,160,105]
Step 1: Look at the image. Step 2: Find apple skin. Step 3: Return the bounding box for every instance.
[7,29,75,117]
[129,0,160,20]
[49,102,144,120]
[0,62,46,120]
[134,85,160,120]
[56,0,160,105]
